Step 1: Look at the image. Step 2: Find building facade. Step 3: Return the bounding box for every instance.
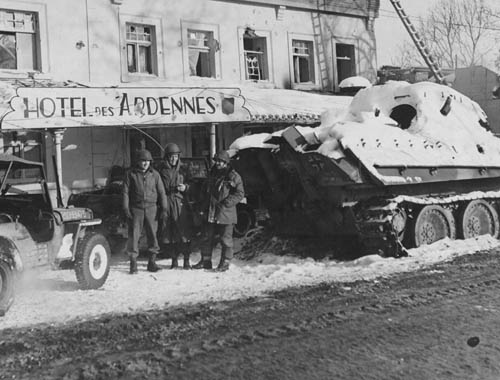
[0,0,379,194]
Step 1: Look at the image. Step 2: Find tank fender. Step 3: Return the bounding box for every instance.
[0,237,23,272]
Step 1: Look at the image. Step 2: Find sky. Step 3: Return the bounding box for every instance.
[375,0,500,70]
[375,0,440,67]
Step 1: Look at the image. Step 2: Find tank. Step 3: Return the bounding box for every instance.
[230,81,500,257]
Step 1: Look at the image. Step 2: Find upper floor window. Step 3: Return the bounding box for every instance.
[188,29,217,78]
[126,23,154,74]
[292,40,314,83]
[182,21,220,81]
[120,15,163,81]
[243,28,268,81]
[0,9,39,70]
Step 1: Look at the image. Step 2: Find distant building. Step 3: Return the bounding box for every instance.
[0,0,379,195]
[452,66,500,135]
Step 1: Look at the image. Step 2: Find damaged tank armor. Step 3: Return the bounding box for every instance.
[230,81,500,257]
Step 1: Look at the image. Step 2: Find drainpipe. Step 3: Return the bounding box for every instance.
[51,129,66,207]
[210,123,217,163]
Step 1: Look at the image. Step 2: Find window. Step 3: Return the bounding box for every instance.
[292,40,314,83]
[188,29,217,78]
[126,23,154,75]
[120,15,163,81]
[0,9,38,70]
[191,125,210,157]
[243,28,268,81]
[336,43,356,84]
[182,21,220,80]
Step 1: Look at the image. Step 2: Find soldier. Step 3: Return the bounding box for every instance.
[158,143,193,269]
[122,149,167,274]
[193,150,244,271]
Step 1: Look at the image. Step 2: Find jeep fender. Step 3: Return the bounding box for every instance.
[0,237,23,272]
[72,219,102,260]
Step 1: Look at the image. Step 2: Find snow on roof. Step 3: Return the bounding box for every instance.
[232,81,500,184]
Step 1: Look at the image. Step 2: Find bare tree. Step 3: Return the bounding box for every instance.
[391,0,499,69]
[390,40,423,68]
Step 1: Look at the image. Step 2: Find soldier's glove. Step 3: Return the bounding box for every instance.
[123,208,133,220]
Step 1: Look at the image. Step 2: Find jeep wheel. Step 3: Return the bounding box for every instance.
[0,260,15,316]
[75,232,111,290]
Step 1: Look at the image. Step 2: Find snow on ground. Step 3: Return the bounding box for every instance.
[2,235,499,330]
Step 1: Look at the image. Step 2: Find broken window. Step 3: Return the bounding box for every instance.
[0,10,38,70]
[188,29,216,78]
[336,43,356,84]
[126,23,154,74]
[292,40,315,83]
[243,28,268,81]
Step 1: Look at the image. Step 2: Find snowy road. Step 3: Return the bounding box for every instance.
[2,240,500,379]
[2,235,499,330]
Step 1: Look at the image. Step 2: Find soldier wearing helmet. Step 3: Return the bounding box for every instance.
[158,142,193,269]
[122,149,167,274]
[192,150,244,272]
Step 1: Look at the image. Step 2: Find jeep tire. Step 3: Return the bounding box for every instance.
[75,232,111,290]
[0,260,15,316]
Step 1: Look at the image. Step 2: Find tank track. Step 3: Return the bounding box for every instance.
[354,190,500,257]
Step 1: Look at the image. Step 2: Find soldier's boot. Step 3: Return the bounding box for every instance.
[183,253,191,270]
[216,247,232,272]
[192,258,212,270]
[170,255,179,269]
[215,259,230,272]
[129,258,138,274]
[182,242,192,270]
[147,253,161,272]
[167,243,178,269]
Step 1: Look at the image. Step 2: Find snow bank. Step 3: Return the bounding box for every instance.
[2,236,499,330]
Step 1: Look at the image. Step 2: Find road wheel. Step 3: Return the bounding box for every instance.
[75,232,111,290]
[459,200,499,239]
[412,205,456,247]
[0,260,15,316]
[234,205,256,238]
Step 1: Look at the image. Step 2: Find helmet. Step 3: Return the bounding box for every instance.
[164,143,181,156]
[214,150,231,163]
[136,149,153,161]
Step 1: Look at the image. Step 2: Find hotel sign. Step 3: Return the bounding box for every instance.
[1,87,251,130]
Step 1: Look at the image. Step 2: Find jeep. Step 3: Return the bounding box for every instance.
[0,154,111,315]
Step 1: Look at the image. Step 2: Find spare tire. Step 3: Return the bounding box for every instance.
[0,260,15,316]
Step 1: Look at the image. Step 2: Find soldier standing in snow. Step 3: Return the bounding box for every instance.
[122,149,168,274]
[158,143,193,270]
[193,150,244,271]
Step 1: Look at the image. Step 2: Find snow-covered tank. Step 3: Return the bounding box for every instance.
[230,81,500,256]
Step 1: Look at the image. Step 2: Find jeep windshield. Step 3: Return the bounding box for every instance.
[0,154,45,196]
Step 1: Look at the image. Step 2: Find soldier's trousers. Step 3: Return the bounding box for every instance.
[127,206,159,259]
[201,223,234,261]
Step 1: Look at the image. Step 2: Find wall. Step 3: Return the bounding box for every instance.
[453,66,500,135]
[0,0,377,192]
